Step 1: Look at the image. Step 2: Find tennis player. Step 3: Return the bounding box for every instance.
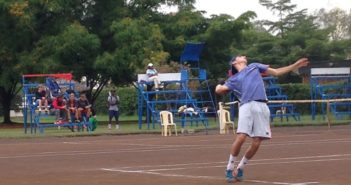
[215,55,309,182]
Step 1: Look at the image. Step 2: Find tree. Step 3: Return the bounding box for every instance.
[314,8,351,40]
[259,0,308,38]
[97,17,167,81]
[159,6,208,62]
[0,1,36,123]
[201,11,257,79]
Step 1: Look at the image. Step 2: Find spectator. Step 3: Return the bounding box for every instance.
[66,93,78,122]
[89,109,98,131]
[52,93,69,124]
[35,84,49,112]
[146,63,163,91]
[77,93,91,121]
[65,87,76,100]
[107,88,120,129]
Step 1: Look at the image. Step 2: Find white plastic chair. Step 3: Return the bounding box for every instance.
[218,109,235,134]
[159,111,178,136]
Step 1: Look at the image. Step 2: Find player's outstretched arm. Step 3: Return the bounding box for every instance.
[266,58,309,77]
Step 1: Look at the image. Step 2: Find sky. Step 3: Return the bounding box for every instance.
[194,0,351,21]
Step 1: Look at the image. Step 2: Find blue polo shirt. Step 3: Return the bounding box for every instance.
[224,63,268,105]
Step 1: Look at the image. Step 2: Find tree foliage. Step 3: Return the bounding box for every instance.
[259,0,308,38]
[315,8,351,40]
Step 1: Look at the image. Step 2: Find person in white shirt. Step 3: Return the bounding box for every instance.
[107,89,120,129]
[146,63,163,91]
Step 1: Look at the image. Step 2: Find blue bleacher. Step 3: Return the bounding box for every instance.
[310,75,351,120]
[22,74,91,134]
[263,76,300,122]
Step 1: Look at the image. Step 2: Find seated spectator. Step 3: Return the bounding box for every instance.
[52,93,70,124]
[89,109,98,131]
[77,93,91,121]
[66,87,75,95]
[146,63,163,91]
[35,84,49,112]
[66,93,78,122]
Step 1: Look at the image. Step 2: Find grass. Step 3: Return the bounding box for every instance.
[0,114,350,139]
[0,115,219,139]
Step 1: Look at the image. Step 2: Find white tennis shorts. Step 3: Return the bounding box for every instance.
[237,101,271,139]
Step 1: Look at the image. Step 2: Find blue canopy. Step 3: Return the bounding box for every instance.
[180,43,204,63]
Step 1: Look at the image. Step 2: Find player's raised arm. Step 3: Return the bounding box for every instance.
[215,84,230,95]
[265,58,309,77]
[215,79,231,95]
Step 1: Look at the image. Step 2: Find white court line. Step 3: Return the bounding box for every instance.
[0,145,227,159]
[198,133,330,142]
[2,138,351,159]
[59,137,351,149]
[113,154,351,170]
[101,168,319,185]
[62,141,86,144]
[249,157,351,166]
[113,153,351,171]
[134,157,351,172]
[262,138,351,147]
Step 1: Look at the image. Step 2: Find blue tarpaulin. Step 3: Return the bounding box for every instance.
[180,43,204,63]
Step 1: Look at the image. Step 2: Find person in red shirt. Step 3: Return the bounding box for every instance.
[66,93,78,122]
[52,93,70,124]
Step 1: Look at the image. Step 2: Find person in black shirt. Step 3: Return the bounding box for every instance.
[77,93,91,120]
[35,85,48,112]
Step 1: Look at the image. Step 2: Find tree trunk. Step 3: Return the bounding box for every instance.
[0,81,19,124]
[2,96,13,124]
[86,77,108,105]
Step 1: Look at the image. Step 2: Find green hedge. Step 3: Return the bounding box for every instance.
[93,87,137,115]
[280,83,311,114]
[280,83,311,100]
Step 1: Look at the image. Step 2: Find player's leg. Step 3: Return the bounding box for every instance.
[235,101,271,181]
[234,137,262,181]
[226,133,247,174]
[225,103,253,182]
